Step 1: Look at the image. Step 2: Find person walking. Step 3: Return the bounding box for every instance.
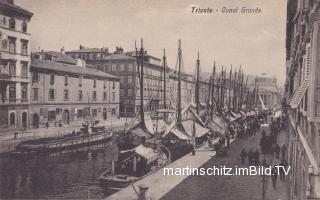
[240,148,247,164]
[226,134,230,149]
[271,165,278,189]
[281,143,287,161]
[248,149,253,165]
[275,143,280,159]
[254,149,260,165]
[279,160,286,181]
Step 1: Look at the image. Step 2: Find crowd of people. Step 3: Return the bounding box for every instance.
[236,110,289,189]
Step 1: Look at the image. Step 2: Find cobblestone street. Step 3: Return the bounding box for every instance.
[161,126,290,200]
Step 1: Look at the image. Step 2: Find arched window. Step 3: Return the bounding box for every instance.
[21,41,28,55]
[10,112,15,126]
[103,108,107,120]
[9,18,15,29]
[22,22,27,32]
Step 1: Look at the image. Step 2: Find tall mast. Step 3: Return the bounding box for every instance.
[195,51,200,115]
[228,65,232,110]
[210,62,215,119]
[163,49,167,110]
[139,38,145,124]
[177,40,182,125]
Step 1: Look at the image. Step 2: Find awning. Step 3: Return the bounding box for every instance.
[229,116,237,122]
[157,109,176,113]
[134,145,158,164]
[129,127,152,138]
[206,120,224,134]
[170,127,189,140]
[289,80,309,109]
[231,111,241,119]
[144,112,155,135]
[182,120,209,138]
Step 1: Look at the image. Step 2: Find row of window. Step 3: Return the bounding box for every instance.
[120,75,133,84]
[32,72,117,89]
[32,88,116,102]
[69,53,106,60]
[1,37,28,55]
[103,63,134,73]
[4,17,28,32]
[120,88,133,97]
[47,107,117,121]
[0,61,28,77]
[2,83,28,100]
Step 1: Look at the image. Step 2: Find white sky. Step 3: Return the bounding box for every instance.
[16,0,287,85]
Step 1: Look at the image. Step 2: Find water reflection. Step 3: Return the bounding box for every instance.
[0,142,118,199]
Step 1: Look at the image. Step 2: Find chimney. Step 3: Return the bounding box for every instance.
[79,45,85,50]
[60,46,65,55]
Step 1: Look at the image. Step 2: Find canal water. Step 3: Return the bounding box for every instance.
[0,142,118,199]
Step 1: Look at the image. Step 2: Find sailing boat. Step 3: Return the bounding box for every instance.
[160,41,211,160]
[100,39,170,192]
[117,39,157,150]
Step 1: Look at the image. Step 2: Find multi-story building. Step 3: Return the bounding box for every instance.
[0,0,33,131]
[67,46,166,117]
[67,45,212,117]
[286,0,320,199]
[29,52,120,128]
[248,74,279,109]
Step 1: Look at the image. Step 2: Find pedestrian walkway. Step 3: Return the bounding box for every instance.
[106,138,232,200]
[161,126,290,200]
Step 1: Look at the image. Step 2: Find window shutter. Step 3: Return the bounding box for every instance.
[54,89,57,100]
[305,43,311,81]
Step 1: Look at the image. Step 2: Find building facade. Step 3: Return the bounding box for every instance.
[285,0,320,199]
[67,46,166,117]
[28,55,120,129]
[248,74,279,109]
[0,0,33,131]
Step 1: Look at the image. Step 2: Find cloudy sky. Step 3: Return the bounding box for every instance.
[17,0,287,85]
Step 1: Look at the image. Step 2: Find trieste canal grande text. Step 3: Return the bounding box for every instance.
[192,7,262,14]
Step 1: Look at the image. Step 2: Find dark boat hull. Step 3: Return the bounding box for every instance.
[15,132,113,154]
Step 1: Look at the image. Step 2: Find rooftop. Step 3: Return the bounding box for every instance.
[31,59,119,80]
[66,48,108,53]
[0,0,33,19]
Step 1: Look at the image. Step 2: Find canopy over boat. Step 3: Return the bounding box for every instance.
[182,120,210,138]
[134,145,158,164]
[230,111,242,119]
[206,119,225,134]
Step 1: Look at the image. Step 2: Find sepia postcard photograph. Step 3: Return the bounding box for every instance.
[0,0,319,199]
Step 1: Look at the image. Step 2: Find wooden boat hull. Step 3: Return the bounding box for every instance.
[99,145,170,191]
[15,132,113,154]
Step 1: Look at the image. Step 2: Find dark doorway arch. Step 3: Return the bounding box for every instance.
[33,113,39,128]
[63,109,70,124]
[103,108,107,120]
[9,112,15,127]
[22,112,27,129]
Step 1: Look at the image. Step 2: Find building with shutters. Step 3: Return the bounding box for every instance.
[0,0,33,131]
[28,52,120,129]
[285,0,320,199]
